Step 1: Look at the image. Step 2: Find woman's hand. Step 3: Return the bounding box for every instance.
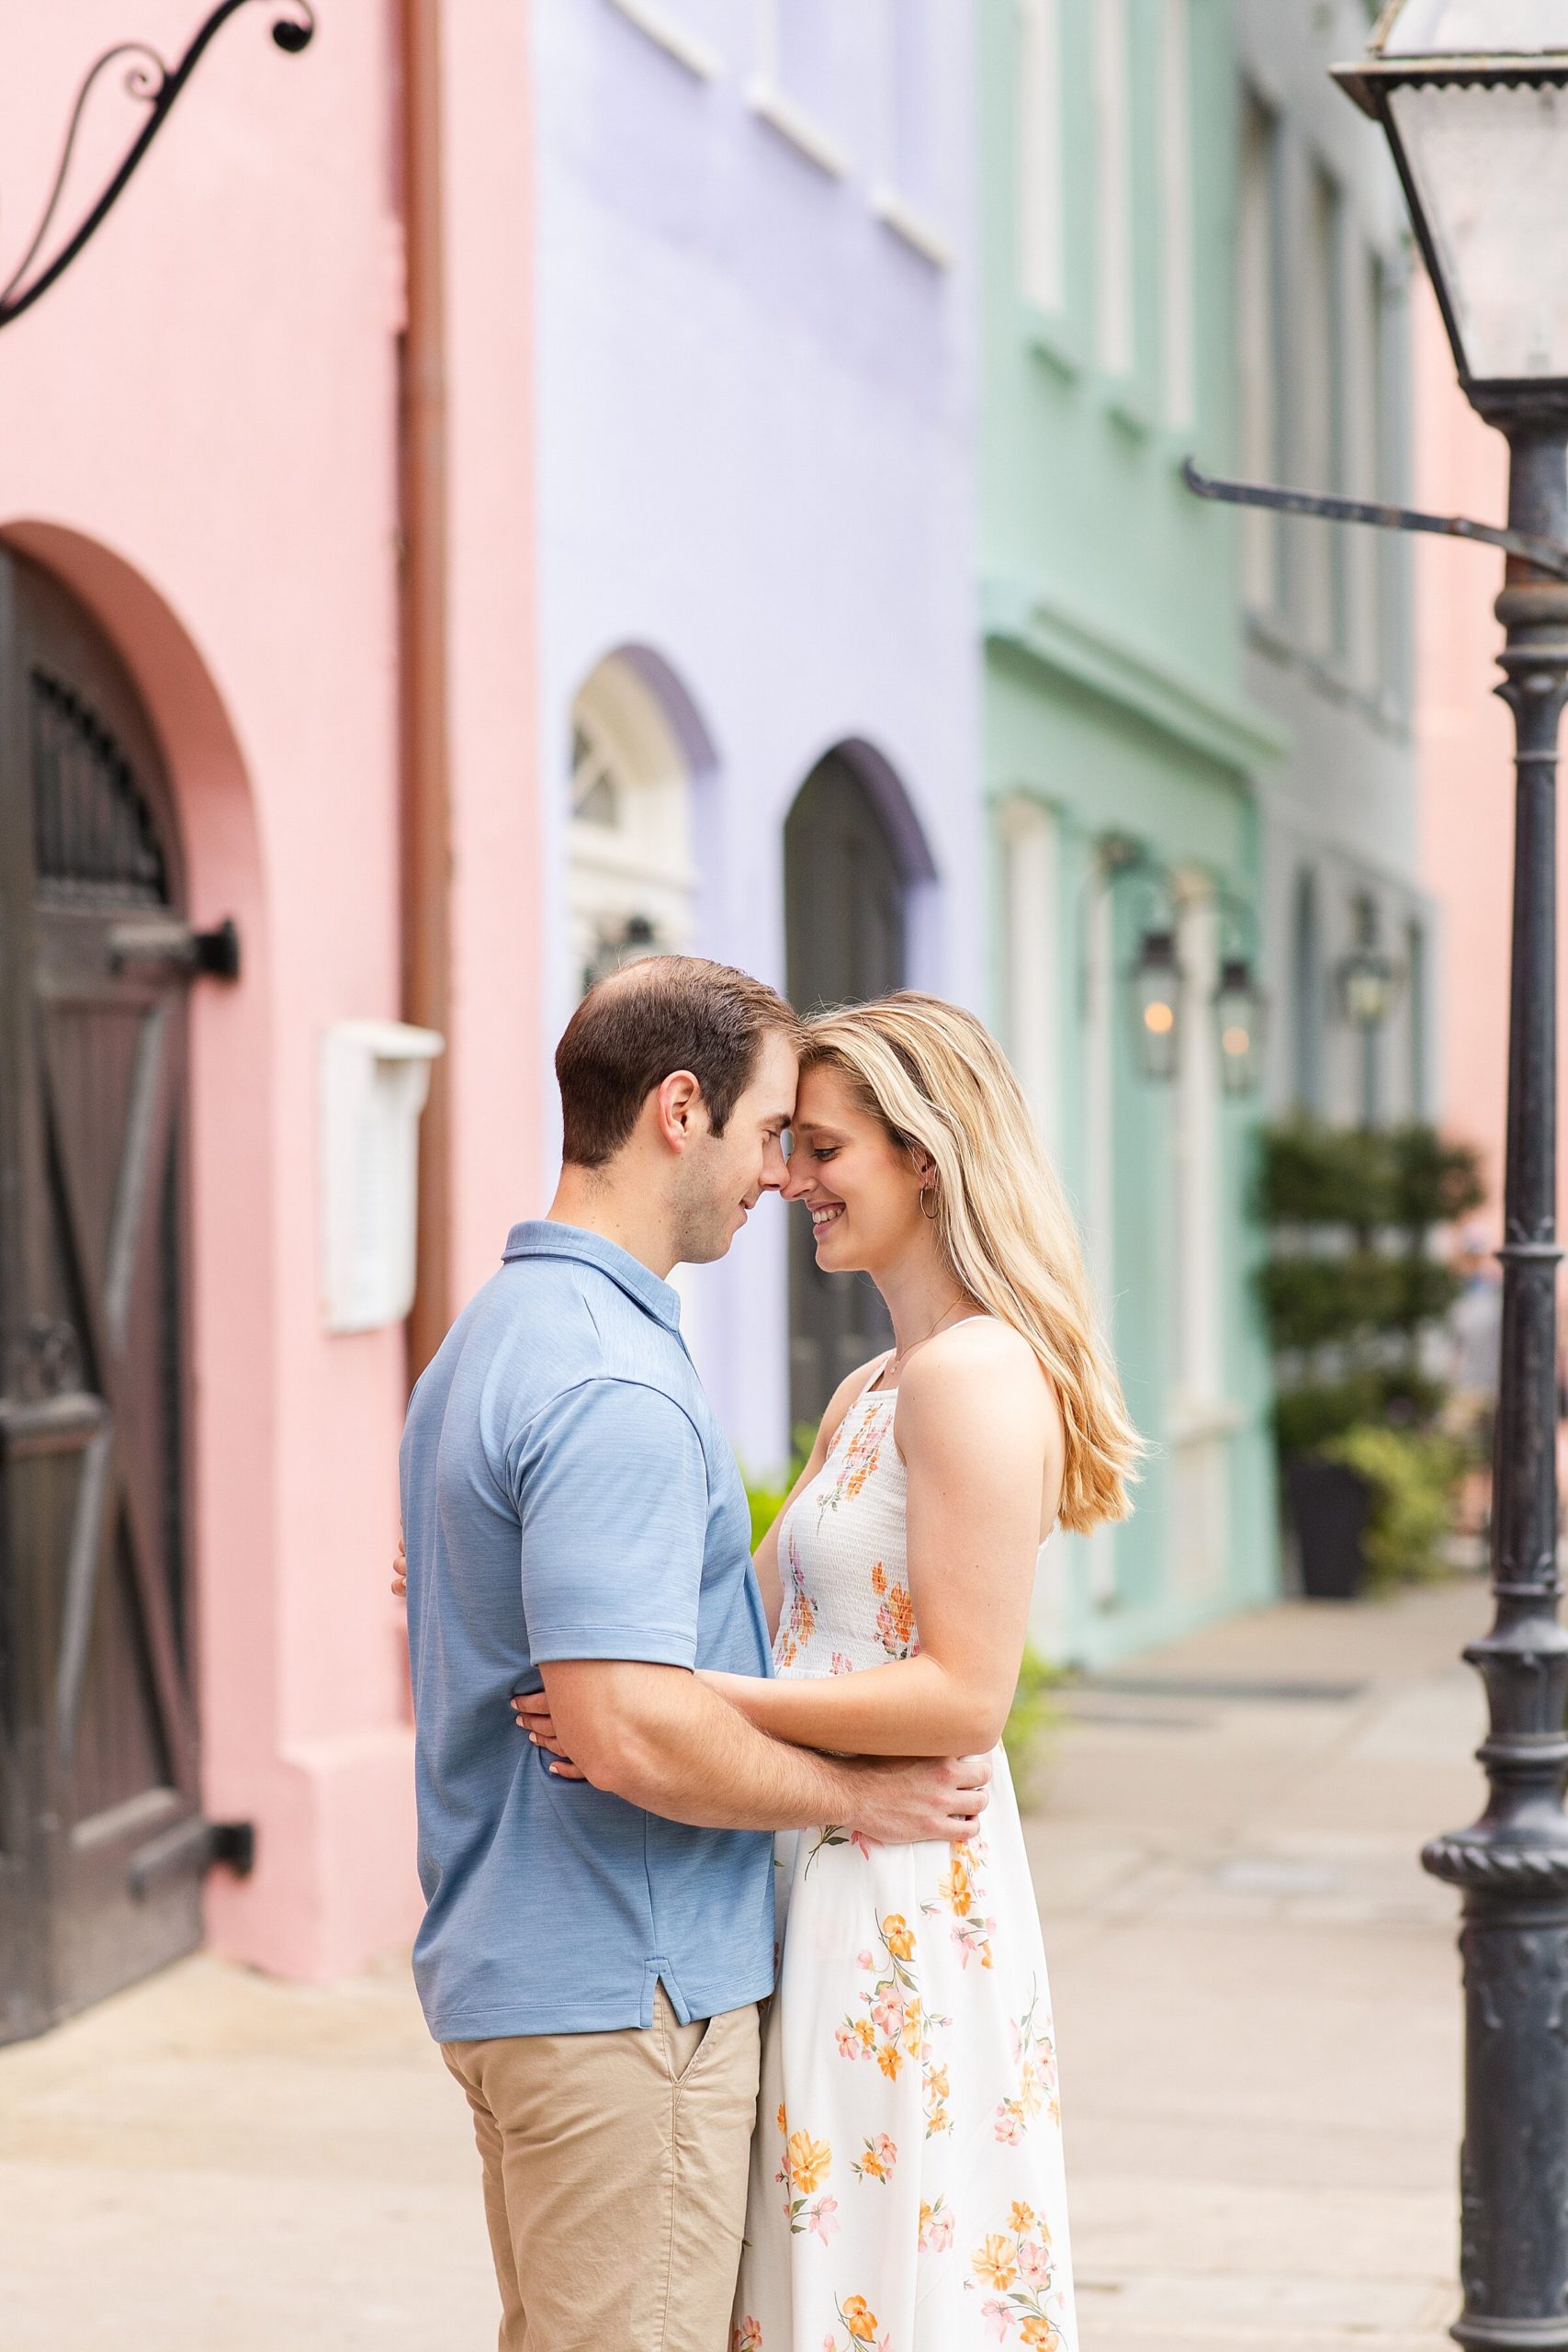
[512,1688,588,1781]
[391,1533,407,1600]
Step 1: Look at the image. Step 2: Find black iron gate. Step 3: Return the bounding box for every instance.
[0,552,207,2043]
[784,751,907,1435]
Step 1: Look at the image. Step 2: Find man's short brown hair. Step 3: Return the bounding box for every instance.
[556,955,800,1169]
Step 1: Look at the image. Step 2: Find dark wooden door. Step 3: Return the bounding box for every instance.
[784,752,906,1436]
[0,553,200,2044]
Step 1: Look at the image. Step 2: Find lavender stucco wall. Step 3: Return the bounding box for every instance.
[531,1,981,1473]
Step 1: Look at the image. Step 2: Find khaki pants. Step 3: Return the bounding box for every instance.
[443,1990,761,2352]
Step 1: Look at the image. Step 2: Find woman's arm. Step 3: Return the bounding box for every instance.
[751,1352,891,1639]
[708,1321,1063,1758]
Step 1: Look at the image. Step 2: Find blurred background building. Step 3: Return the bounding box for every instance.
[1236,2,1430,1142]
[0,0,534,2034]
[0,0,1481,2027]
[982,0,1282,1666]
[532,0,981,1478]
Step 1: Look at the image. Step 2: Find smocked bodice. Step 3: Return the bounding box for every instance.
[773,1383,919,1679]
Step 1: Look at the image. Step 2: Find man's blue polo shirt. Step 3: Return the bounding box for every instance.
[400,1222,775,2041]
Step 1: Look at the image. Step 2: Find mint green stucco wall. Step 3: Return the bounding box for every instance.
[979,0,1281,1665]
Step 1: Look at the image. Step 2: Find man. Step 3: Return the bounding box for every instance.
[400,955,990,2352]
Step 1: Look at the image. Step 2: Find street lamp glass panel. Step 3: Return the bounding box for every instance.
[1381,1,1568,50]
[1338,948,1398,1029]
[1215,959,1266,1096]
[1389,79,1568,382]
[1131,931,1182,1081]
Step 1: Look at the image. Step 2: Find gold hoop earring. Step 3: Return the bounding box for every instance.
[920,1183,939,1222]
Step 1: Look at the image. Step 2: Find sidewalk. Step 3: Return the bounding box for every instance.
[0,1577,1486,2349]
[1036,1575,1483,2352]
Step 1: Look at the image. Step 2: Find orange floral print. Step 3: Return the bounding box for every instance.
[804,1822,877,1877]
[816,1397,890,1527]
[826,2294,891,2350]
[918,2195,954,2254]
[773,2103,839,2242]
[834,1913,954,2136]
[852,2131,897,2183]
[963,2203,1067,2346]
[731,2323,762,2352]
[882,1913,915,1960]
[874,1575,918,1658]
[922,1832,996,1970]
[994,1980,1059,2143]
[973,2234,1017,2292]
[774,1526,819,1670]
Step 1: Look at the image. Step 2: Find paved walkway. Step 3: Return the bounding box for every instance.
[0,1577,1487,2349]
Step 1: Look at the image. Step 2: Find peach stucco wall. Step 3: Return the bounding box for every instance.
[1414,275,1568,1230]
[0,3,536,1978]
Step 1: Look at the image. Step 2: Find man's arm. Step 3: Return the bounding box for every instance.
[541,1658,991,1845]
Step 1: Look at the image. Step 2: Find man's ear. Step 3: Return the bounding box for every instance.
[652,1069,705,1152]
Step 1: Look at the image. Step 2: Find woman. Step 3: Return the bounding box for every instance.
[525,990,1137,2352]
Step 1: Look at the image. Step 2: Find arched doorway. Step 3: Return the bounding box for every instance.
[784,748,909,1431]
[567,654,699,998]
[0,551,206,2041]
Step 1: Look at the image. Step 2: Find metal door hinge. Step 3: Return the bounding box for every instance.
[128,1815,256,1899]
[107,914,241,980]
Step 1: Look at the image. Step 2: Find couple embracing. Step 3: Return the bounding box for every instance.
[397,956,1137,2352]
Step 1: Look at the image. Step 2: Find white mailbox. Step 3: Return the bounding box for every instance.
[320,1019,445,1334]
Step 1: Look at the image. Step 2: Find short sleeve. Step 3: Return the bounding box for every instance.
[511,1379,709,1668]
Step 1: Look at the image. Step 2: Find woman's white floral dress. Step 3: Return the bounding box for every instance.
[732,1381,1077,2352]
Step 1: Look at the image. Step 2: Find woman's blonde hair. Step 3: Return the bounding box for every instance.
[801,991,1140,1532]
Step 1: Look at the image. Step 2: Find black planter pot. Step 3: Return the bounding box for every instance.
[1284,1455,1371,1600]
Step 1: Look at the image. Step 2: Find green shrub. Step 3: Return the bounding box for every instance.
[1004,1644,1064,1804]
[744,1472,792,1553]
[1256,1254,1460,1351]
[1258,1118,1392,1230]
[1257,1117,1483,1468]
[1272,1369,1444,1458]
[1319,1424,1465,1587]
[1259,1118,1485,1237]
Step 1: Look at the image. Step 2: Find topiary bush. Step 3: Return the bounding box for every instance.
[1319,1425,1465,1587]
[1257,1116,1483,1456]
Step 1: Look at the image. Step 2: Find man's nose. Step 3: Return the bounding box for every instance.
[760,1135,791,1193]
[778,1152,812,1201]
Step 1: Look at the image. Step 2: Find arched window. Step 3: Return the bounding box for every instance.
[567,655,697,998]
[784,748,917,1428]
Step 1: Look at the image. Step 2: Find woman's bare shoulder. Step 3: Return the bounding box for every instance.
[899,1316,1055,1431]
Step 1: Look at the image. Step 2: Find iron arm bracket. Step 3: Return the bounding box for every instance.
[1181,458,1568,582]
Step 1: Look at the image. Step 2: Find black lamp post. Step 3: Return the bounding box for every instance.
[0,3,314,333]
[1334,11,1568,2347]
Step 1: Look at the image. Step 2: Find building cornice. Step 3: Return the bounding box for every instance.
[981,573,1290,779]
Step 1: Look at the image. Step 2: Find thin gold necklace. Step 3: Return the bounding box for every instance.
[882,1297,969,1386]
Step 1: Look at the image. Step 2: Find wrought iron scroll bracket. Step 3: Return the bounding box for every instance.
[0,1,315,334]
[1181,457,1568,584]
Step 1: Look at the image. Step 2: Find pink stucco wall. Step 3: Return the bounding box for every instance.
[0,2,537,1978]
[1414,274,1566,1229]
